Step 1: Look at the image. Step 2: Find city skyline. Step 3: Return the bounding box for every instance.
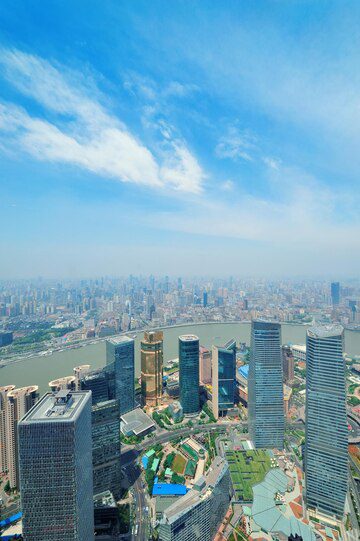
[1,1,360,277]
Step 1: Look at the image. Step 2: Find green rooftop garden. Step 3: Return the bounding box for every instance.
[225,449,272,502]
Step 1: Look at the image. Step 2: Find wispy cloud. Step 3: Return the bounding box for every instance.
[0,49,205,193]
[215,126,256,162]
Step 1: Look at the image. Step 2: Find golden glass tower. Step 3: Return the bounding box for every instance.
[141,331,163,406]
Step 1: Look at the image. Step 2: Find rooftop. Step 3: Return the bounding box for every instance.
[20,391,91,423]
[120,407,155,436]
[307,324,343,339]
[93,490,116,509]
[179,334,199,342]
[107,335,134,345]
[7,385,38,398]
[161,457,228,523]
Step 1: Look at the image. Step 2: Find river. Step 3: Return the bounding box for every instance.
[1,322,359,394]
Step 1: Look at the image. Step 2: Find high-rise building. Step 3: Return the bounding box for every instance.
[19,391,94,541]
[158,456,231,541]
[79,369,121,497]
[0,386,39,489]
[282,345,295,384]
[179,335,200,415]
[0,385,15,475]
[248,321,284,449]
[212,339,236,419]
[106,336,135,415]
[331,282,340,306]
[305,325,348,519]
[92,399,121,498]
[141,331,163,407]
[199,346,212,385]
[203,291,208,307]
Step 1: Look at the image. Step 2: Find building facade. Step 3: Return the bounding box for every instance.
[282,345,295,383]
[248,321,284,449]
[159,456,231,541]
[331,282,340,306]
[0,385,39,489]
[79,368,121,497]
[18,391,94,541]
[199,346,212,385]
[179,335,200,415]
[212,339,236,419]
[141,331,163,406]
[305,325,348,519]
[106,336,135,415]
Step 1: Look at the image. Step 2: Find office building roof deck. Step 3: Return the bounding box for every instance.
[179,334,199,342]
[7,385,38,398]
[307,324,343,339]
[20,391,90,423]
[251,469,316,541]
[120,407,155,436]
[152,483,188,496]
[107,335,134,345]
[161,457,227,522]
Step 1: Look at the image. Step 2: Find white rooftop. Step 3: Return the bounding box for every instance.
[307,324,343,339]
[107,335,134,345]
[20,391,91,423]
[179,334,199,342]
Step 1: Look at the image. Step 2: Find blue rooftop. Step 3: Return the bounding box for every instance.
[238,365,249,378]
[152,483,187,496]
[0,511,22,528]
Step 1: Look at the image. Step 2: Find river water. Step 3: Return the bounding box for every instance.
[1,322,359,394]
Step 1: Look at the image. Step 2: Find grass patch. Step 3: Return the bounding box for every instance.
[172,453,187,474]
[225,449,272,502]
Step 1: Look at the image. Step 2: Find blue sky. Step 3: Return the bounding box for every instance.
[0,0,359,278]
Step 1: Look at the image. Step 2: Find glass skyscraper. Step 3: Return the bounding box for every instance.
[106,336,135,415]
[212,339,236,418]
[305,325,348,518]
[179,335,200,415]
[141,331,163,406]
[18,391,94,541]
[248,320,284,449]
[331,282,340,306]
[159,456,231,541]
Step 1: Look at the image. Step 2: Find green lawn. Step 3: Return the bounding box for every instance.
[172,453,187,474]
[225,449,272,502]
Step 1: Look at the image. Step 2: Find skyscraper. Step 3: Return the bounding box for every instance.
[141,331,163,406]
[79,369,121,498]
[212,339,236,419]
[331,281,340,306]
[282,345,295,384]
[159,456,231,541]
[199,346,212,385]
[179,335,200,415]
[0,385,39,489]
[19,391,94,540]
[248,321,284,449]
[92,399,121,498]
[305,325,347,518]
[106,336,135,415]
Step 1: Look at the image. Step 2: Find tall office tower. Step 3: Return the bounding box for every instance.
[0,385,15,474]
[203,291,208,307]
[282,345,295,383]
[305,325,347,519]
[331,281,340,306]
[80,369,121,497]
[141,331,164,407]
[212,339,236,419]
[179,335,200,415]
[92,399,121,497]
[49,375,76,392]
[159,457,231,541]
[248,321,284,449]
[199,346,212,385]
[106,336,135,415]
[5,386,39,489]
[19,391,94,541]
[73,364,91,390]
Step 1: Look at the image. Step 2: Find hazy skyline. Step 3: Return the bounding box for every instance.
[1,1,360,278]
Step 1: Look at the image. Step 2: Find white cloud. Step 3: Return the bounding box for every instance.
[0,49,205,193]
[215,126,256,161]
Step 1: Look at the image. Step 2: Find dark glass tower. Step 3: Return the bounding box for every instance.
[305,325,347,518]
[106,336,135,415]
[248,320,284,449]
[331,282,340,306]
[212,339,236,418]
[179,335,200,415]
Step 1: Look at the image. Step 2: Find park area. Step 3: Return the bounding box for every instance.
[225,449,272,502]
